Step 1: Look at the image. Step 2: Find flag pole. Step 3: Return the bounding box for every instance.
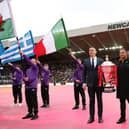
[36,56,39,62]
[7,0,20,49]
[7,0,23,68]
[7,0,23,72]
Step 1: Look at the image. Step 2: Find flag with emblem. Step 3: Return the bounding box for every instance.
[0,30,35,64]
[0,0,15,40]
[33,18,70,57]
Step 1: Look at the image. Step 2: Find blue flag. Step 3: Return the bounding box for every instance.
[0,30,35,64]
[0,40,4,56]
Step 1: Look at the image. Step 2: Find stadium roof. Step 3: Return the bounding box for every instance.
[3,20,129,63]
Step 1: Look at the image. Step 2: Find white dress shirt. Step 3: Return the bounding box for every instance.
[90,56,97,68]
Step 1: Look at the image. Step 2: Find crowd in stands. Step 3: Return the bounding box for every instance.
[0,63,76,85]
[50,64,76,83]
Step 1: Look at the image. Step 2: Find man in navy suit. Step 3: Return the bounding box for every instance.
[83,47,104,124]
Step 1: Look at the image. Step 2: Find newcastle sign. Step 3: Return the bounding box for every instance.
[108,21,129,30]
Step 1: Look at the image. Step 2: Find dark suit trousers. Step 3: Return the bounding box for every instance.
[119,98,126,118]
[88,87,103,118]
[74,83,86,106]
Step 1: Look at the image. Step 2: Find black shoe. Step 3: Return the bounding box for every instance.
[98,117,103,123]
[87,118,94,124]
[31,114,38,120]
[45,104,50,108]
[116,118,126,124]
[82,106,86,110]
[22,113,33,119]
[72,106,79,110]
[40,104,46,108]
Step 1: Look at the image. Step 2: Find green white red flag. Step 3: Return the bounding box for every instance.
[33,18,70,57]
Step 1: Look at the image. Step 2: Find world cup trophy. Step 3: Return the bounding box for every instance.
[98,55,117,93]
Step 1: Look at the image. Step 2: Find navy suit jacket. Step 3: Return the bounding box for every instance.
[83,57,103,88]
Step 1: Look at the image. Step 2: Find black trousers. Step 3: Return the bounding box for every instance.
[41,85,49,105]
[88,87,103,118]
[119,98,126,119]
[25,88,38,114]
[12,85,22,104]
[74,83,86,106]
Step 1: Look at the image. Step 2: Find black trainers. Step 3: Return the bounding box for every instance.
[40,104,46,108]
[98,117,103,123]
[72,106,79,110]
[116,117,126,124]
[45,104,50,108]
[87,118,94,124]
[31,114,38,120]
[22,113,33,119]
[82,106,86,110]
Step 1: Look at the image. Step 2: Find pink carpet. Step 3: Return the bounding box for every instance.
[0,86,129,129]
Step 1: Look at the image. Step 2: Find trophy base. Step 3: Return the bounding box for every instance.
[103,83,116,93]
[103,88,116,93]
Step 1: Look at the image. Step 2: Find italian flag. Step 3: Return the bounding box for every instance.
[0,0,15,40]
[33,18,70,57]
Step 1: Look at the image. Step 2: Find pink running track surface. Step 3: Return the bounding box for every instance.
[0,86,129,129]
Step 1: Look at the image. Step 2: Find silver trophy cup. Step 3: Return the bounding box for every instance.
[99,55,117,93]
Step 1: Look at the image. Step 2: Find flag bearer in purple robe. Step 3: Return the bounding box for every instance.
[37,60,51,108]
[69,49,86,110]
[8,63,23,107]
[19,49,39,120]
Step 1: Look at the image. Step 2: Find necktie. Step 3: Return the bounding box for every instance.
[92,58,94,69]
